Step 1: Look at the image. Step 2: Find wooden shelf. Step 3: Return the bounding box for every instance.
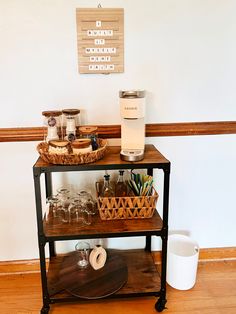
[44,210,163,240]
[48,249,161,300]
[34,145,170,172]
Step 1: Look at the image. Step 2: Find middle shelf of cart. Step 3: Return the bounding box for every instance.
[43,210,163,241]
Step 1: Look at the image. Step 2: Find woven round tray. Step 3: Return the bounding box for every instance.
[37,138,107,165]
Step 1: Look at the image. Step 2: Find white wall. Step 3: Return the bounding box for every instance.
[0,0,236,261]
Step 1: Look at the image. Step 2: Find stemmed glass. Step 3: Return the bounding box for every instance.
[75,241,90,268]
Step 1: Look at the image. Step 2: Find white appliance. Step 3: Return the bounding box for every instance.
[119,90,146,161]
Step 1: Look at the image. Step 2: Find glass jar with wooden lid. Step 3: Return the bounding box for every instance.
[71,138,92,154]
[48,140,72,155]
[79,126,98,150]
[42,110,62,142]
[62,109,80,141]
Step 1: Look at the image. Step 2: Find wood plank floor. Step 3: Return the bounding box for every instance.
[0,260,236,314]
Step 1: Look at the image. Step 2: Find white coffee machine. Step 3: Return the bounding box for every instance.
[119,90,146,161]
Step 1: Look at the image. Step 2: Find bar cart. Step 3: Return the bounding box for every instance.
[33,145,171,313]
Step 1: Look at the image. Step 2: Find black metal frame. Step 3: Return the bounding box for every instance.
[33,152,170,314]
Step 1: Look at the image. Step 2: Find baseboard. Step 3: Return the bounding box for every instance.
[1,247,236,275]
[0,258,49,275]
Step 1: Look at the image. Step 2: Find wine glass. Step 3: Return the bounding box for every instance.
[75,241,90,268]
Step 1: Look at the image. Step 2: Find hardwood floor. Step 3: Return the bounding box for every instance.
[0,260,236,314]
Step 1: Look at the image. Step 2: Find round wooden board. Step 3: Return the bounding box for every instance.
[57,250,128,299]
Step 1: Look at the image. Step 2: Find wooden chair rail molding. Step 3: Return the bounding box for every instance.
[0,121,236,142]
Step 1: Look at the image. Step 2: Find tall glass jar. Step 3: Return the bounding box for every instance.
[42,110,62,142]
[62,109,80,141]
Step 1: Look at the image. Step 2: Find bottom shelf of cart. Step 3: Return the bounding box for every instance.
[47,249,161,302]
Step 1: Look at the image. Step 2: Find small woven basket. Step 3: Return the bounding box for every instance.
[37,138,107,165]
[96,182,159,220]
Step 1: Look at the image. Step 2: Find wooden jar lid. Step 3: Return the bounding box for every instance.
[62,109,80,116]
[71,139,91,149]
[79,126,98,135]
[49,140,71,148]
[42,110,62,117]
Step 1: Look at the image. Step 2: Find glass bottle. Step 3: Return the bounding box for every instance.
[90,135,99,151]
[101,174,115,197]
[115,170,127,197]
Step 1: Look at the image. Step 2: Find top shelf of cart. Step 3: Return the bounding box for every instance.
[33,145,170,173]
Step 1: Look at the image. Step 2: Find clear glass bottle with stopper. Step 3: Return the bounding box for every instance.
[115,170,127,197]
[101,173,115,197]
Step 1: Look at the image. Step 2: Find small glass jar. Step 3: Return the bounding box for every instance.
[79,126,98,150]
[71,138,92,154]
[42,110,62,142]
[62,109,80,141]
[48,140,72,155]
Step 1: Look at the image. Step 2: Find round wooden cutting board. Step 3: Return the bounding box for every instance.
[57,250,128,299]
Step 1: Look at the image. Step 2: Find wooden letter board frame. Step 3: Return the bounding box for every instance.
[76,8,124,74]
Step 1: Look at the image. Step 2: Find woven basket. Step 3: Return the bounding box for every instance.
[96,182,159,220]
[37,138,107,165]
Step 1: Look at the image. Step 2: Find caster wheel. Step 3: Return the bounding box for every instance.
[155,298,167,312]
